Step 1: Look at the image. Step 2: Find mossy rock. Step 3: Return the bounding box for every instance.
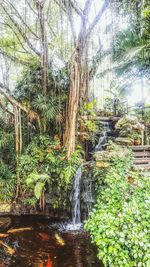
[115,137,133,146]
[94,151,110,161]
[0,203,12,213]
[96,162,110,168]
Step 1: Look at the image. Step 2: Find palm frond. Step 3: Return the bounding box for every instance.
[97,44,147,77]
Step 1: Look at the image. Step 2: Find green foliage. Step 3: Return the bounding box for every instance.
[15,62,68,134]
[115,115,144,140]
[19,135,82,207]
[81,100,97,117]
[0,160,15,202]
[103,85,129,116]
[0,117,16,203]
[0,118,15,166]
[0,131,14,150]
[26,172,50,199]
[80,100,99,141]
[85,145,150,267]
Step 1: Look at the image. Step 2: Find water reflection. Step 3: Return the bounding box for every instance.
[0,216,103,267]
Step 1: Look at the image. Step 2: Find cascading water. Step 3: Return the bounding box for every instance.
[72,165,82,225]
[82,167,94,220]
[95,121,111,151]
[64,165,83,231]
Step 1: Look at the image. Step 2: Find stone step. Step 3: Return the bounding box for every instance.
[134,158,150,164]
[131,146,150,151]
[136,164,150,171]
[142,172,150,177]
[133,151,150,158]
[130,146,150,172]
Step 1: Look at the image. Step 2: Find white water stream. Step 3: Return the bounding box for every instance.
[95,121,111,151]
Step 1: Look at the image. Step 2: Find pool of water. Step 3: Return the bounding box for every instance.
[0,216,103,267]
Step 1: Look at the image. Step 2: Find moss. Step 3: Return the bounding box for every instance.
[0,203,12,213]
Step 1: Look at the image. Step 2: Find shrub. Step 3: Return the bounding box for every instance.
[0,160,16,202]
[19,135,82,207]
[85,144,150,267]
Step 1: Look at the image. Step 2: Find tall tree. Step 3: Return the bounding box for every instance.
[0,0,111,159]
[56,0,111,159]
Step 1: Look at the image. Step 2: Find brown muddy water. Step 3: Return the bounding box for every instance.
[0,216,104,267]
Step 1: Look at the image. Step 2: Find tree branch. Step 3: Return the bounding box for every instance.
[1,4,40,56]
[4,0,39,39]
[0,83,41,128]
[67,2,77,44]
[55,0,84,17]
[68,0,84,17]
[0,49,29,65]
[26,0,38,16]
[0,83,28,112]
[0,98,14,116]
[83,0,93,15]
[86,0,111,38]
[1,22,32,54]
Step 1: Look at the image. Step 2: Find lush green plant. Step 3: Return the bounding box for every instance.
[132,132,141,140]
[26,172,50,199]
[85,144,150,267]
[115,116,144,146]
[0,160,16,202]
[19,135,82,207]
[0,118,15,166]
[104,85,128,116]
[80,100,99,142]
[15,62,68,135]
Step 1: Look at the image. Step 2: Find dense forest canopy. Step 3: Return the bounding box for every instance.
[0,0,149,166]
[0,1,150,266]
[0,0,149,181]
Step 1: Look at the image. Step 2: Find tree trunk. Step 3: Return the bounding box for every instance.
[37,0,49,133]
[37,1,48,97]
[65,48,81,159]
[60,0,111,159]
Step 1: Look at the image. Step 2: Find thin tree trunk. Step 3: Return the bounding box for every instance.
[65,39,89,159]
[65,48,81,159]
[37,1,48,96]
[14,107,20,198]
[14,106,22,198]
[37,0,49,132]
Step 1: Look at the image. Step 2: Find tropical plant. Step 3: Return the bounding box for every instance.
[85,144,150,267]
[79,100,99,142]
[0,160,15,202]
[19,135,83,208]
[26,172,50,200]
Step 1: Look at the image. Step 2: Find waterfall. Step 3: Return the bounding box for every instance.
[63,165,83,231]
[95,121,111,151]
[81,167,94,220]
[72,165,82,224]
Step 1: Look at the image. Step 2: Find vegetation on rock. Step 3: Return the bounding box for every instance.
[85,143,150,267]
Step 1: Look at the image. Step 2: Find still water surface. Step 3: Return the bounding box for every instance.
[0,216,103,267]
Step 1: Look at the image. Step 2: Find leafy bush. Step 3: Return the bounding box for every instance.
[115,115,144,139]
[26,172,50,199]
[85,144,150,267]
[80,100,99,142]
[19,135,82,207]
[0,118,15,166]
[0,160,16,202]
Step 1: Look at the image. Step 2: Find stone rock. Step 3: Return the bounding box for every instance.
[96,162,110,168]
[115,137,133,146]
[0,203,12,213]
